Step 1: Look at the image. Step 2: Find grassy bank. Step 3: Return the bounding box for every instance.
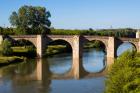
[0,56,25,66]
[0,45,30,67]
[45,45,68,56]
[12,46,36,58]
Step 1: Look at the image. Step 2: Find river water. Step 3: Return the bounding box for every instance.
[0,43,133,93]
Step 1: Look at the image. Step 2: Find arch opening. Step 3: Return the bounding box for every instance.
[82,40,106,73]
[12,39,37,58]
[44,39,72,75]
[117,42,136,57]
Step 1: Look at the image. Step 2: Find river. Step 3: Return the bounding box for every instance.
[0,43,134,93]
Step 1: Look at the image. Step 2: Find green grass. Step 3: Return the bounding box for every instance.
[0,56,25,66]
[12,46,28,53]
[45,45,67,56]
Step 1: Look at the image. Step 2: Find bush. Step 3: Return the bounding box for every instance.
[2,39,13,56]
[105,51,140,93]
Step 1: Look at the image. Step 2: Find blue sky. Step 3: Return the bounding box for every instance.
[0,0,140,29]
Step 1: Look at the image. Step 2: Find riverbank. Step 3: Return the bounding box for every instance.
[45,45,68,56]
[0,56,25,67]
[0,46,28,67]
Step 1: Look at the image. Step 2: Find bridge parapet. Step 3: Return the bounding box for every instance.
[47,35,76,38]
[118,37,139,42]
[10,35,37,38]
[83,36,109,39]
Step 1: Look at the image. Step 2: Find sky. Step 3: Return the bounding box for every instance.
[0,0,140,29]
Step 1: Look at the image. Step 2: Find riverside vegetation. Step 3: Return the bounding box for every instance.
[0,39,26,66]
[105,51,140,93]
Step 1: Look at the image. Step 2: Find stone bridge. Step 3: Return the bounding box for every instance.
[9,35,140,58]
[2,34,140,79]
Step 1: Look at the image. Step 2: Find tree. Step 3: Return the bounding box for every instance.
[2,39,13,56]
[9,5,51,34]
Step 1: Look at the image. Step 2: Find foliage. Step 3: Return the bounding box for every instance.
[84,40,105,49]
[2,39,13,56]
[105,51,140,93]
[0,25,136,38]
[9,5,51,34]
[51,28,136,37]
[0,27,15,35]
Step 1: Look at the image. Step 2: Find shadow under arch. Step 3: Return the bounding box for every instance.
[82,40,107,74]
[116,42,137,57]
[12,39,37,57]
[14,39,36,47]
[44,39,73,75]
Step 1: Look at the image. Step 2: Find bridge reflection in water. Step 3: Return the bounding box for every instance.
[6,58,112,93]
[10,57,113,82]
[35,58,113,80]
[2,56,113,84]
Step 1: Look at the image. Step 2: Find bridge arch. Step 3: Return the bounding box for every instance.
[116,41,137,57]
[81,36,108,53]
[82,39,107,73]
[44,36,74,50]
[44,39,73,75]
[83,40,107,52]
[9,35,38,48]
[44,39,73,56]
[14,39,36,48]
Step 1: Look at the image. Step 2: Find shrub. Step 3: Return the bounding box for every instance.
[2,39,13,56]
[105,51,140,93]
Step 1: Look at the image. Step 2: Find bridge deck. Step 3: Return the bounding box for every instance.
[9,35,138,41]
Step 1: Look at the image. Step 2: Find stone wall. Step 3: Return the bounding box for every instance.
[0,35,3,45]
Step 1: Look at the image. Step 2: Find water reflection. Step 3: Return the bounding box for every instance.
[83,49,106,73]
[0,47,114,93]
[0,58,107,93]
[47,53,72,74]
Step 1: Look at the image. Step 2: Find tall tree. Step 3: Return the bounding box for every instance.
[9,5,51,34]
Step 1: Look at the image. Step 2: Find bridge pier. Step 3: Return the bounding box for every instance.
[0,35,3,45]
[106,37,116,65]
[36,35,44,58]
[36,59,51,80]
[36,59,43,80]
[71,36,84,79]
